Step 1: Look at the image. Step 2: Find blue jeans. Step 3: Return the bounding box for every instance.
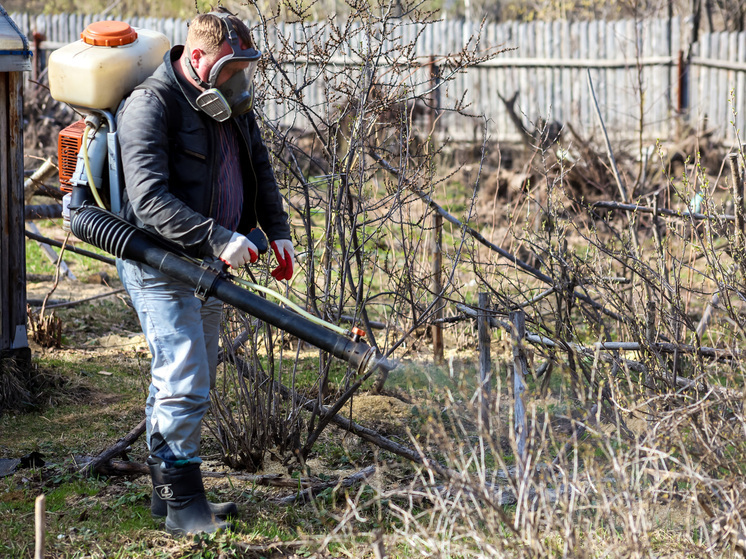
[117,258,223,467]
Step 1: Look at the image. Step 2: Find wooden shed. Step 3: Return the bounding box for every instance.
[0,6,32,365]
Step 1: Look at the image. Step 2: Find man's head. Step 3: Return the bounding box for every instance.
[181,8,261,121]
[184,9,258,87]
[186,9,255,60]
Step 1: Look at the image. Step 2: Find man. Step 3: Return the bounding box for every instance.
[116,8,295,535]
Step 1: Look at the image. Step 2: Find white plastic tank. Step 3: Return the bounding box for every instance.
[48,21,170,112]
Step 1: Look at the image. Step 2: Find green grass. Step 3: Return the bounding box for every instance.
[25,219,117,279]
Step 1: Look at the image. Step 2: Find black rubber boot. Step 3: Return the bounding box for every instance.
[149,458,237,519]
[149,459,231,536]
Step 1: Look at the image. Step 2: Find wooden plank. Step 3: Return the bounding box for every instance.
[700,36,709,131]
[712,31,723,133]
[0,70,28,355]
[707,33,719,132]
[455,18,465,139]
[622,20,634,134]
[579,20,590,131]
[528,20,539,125]
[645,19,657,137]
[669,17,680,137]
[517,21,529,133]
[540,19,549,124]
[0,72,8,350]
[588,20,602,137]
[728,30,739,139]
[509,19,519,100]
[561,20,571,131]
[719,31,729,134]
[551,20,561,126]
[605,21,616,133]
[570,20,580,126]
[10,71,26,351]
[486,22,500,137]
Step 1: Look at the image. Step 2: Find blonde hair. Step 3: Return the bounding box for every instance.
[185,10,255,56]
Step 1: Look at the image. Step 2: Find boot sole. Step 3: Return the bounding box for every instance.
[165,520,231,536]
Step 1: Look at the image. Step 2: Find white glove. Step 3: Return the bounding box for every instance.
[219,232,258,269]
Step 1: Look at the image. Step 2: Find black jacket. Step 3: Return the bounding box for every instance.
[117,46,290,258]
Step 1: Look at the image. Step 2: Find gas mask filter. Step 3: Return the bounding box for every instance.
[195,69,257,122]
[189,12,260,122]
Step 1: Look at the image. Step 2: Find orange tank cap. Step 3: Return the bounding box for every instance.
[81,21,138,47]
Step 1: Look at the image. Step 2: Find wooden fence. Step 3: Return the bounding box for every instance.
[12,12,746,145]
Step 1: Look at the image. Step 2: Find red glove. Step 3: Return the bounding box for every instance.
[271,239,294,281]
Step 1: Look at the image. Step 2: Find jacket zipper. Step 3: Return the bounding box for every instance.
[236,119,259,228]
[207,120,218,219]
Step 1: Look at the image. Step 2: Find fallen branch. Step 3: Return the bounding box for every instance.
[275,465,376,504]
[592,200,736,222]
[38,288,126,310]
[454,304,744,362]
[80,419,145,476]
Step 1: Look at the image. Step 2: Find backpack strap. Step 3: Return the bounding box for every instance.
[112,78,182,215]
[132,77,183,136]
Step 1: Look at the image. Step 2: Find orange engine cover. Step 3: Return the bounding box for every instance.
[58,119,86,192]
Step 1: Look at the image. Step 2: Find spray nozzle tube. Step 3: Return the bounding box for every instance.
[69,206,397,375]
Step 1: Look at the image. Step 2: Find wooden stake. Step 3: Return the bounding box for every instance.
[431,213,444,364]
[510,310,527,474]
[477,293,491,428]
[729,154,746,282]
[34,494,45,559]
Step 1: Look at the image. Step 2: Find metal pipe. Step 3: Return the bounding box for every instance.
[70,206,395,374]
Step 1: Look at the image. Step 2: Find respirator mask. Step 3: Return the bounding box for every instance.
[187,12,261,122]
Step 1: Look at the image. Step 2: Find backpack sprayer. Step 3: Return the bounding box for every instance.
[49,21,170,224]
[47,21,395,376]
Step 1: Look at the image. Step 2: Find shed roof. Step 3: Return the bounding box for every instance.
[0,5,31,72]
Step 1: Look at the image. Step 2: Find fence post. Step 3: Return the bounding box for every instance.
[645,300,657,392]
[431,213,443,364]
[510,310,527,475]
[477,292,491,428]
[0,11,32,365]
[32,31,44,83]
